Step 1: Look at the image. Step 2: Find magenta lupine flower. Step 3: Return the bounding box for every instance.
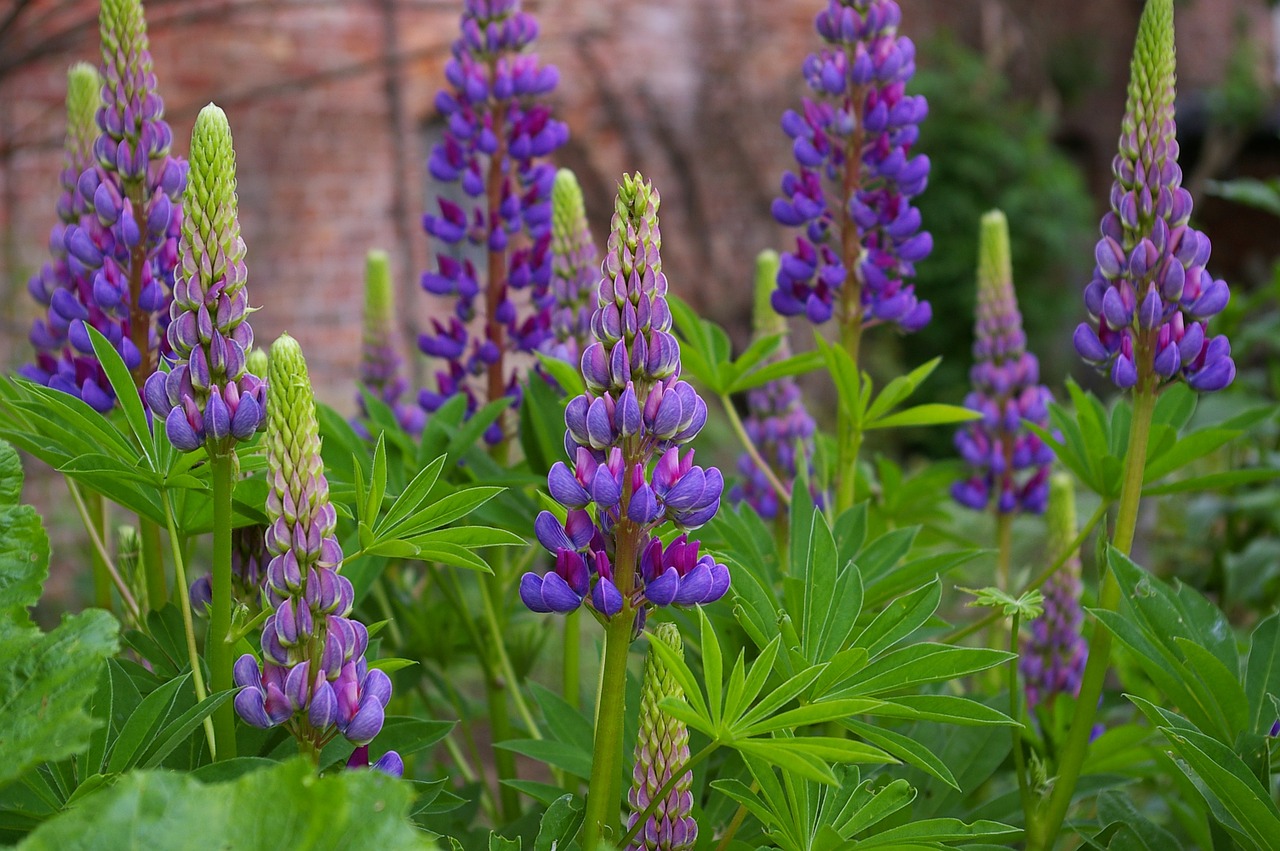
[952,211,1054,515]
[20,64,120,412]
[771,0,931,331]
[626,623,697,851]
[233,335,398,763]
[1021,474,1088,708]
[418,0,569,444]
[1072,0,1233,392]
[60,0,185,397]
[729,251,821,520]
[542,168,598,366]
[520,175,729,621]
[143,105,264,452]
[355,251,425,437]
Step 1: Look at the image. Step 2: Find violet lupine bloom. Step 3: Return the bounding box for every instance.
[418,0,569,444]
[729,251,820,520]
[143,105,264,452]
[626,623,697,851]
[771,0,931,331]
[346,744,405,778]
[20,64,120,411]
[543,168,598,366]
[520,175,729,621]
[61,0,185,395]
[233,335,398,763]
[355,250,425,437]
[1072,0,1233,393]
[952,211,1054,515]
[1021,474,1088,709]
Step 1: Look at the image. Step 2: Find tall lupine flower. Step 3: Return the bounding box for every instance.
[21,64,119,410]
[952,211,1054,515]
[356,250,425,436]
[626,623,697,851]
[520,174,730,621]
[143,105,265,451]
[1072,0,1234,393]
[543,168,598,365]
[771,0,931,332]
[418,0,569,445]
[729,251,820,520]
[63,0,186,393]
[233,335,398,762]
[1021,474,1088,709]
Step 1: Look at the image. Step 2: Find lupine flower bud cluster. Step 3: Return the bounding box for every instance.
[355,251,425,437]
[59,0,186,395]
[233,336,398,769]
[144,105,264,452]
[729,251,820,520]
[1021,474,1088,708]
[21,64,117,410]
[521,175,729,620]
[542,168,598,366]
[419,0,569,444]
[1073,0,1233,393]
[771,0,931,332]
[626,623,697,851]
[952,211,1054,515]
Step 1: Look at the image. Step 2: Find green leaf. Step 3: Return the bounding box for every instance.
[140,689,237,769]
[19,758,432,849]
[728,351,825,393]
[496,739,592,781]
[963,586,1044,620]
[865,358,941,424]
[1160,726,1280,848]
[106,672,192,773]
[534,794,584,851]
[840,719,959,791]
[534,354,586,400]
[834,644,1011,696]
[857,818,1019,847]
[1244,613,1280,736]
[0,441,21,505]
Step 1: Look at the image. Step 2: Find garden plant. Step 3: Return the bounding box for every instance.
[3,0,1280,849]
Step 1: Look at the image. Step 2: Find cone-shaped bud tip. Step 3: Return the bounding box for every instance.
[267,334,315,438]
[66,63,101,149]
[245,347,269,380]
[978,210,1012,294]
[364,250,394,322]
[752,250,785,337]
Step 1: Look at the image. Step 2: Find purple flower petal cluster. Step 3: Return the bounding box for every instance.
[57,0,185,398]
[952,211,1054,515]
[233,335,397,763]
[20,64,120,412]
[346,744,405,778]
[520,175,729,620]
[143,105,264,453]
[355,251,425,437]
[1021,474,1088,708]
[419,0,569,444]
[1072,0,1233,393]
[542,168,598,366]
[626,623,696,851]
[771,0,931,332]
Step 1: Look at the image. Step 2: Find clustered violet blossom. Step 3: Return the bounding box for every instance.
[521,174,729,621]
[233,335,399,774]
[1021,474,1088,709]
[626,623,697,851]
[729,252,820,520]
[1072,0,1233,393]
[953,211,1054,515]
[144,105,265,452]
[543,168,599,366]
[419,0,569,444]
[21,64,115,410]
[355,250,425,436]
[772,0,931,332]
[60,0,186,398]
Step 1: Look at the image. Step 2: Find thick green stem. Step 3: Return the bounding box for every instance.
[834,321,864,516]
[582,609,634,851]
[996,511,1013,593]
[208,452,237,761]
[487,674,520,819]
[563,608,582,710]
[140,517,167,609]
[85,491,112,611]
[1009,612,1033,829]
[834,80,866,518]
[162,491,214,756]
[1029,389,1157,849]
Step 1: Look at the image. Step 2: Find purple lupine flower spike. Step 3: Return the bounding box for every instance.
[21,63,120,412]
[772,0,931,332]
[626,623,697,851]
[60,0,186,395]
[419,0,569,444]
[521,174,729,622]
[233,335,398,766]
[728,250,822,519]
[952,211,1054,515]
[1073,0,1233,393]
[1021,473,1088,709]
[356,250,425,437]
[143,104,264,453]
[542,168,598,366]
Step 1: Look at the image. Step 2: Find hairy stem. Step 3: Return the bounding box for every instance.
[582,607,634,850]
[1009,612,1033,829]
[140,516,167,609]
[208,451,237,761]
[563,608,582,710]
